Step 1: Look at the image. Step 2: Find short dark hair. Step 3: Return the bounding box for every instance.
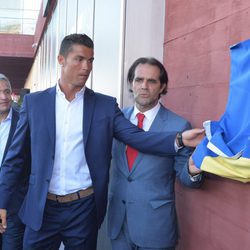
[127,57,168,95]
[59,33,94,57]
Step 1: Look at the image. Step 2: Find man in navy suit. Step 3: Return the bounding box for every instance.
[107,58,203,250]
[0,74,28,250]
[0,34,204,249]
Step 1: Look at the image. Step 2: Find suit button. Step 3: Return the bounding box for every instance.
[127,176,133,182]
[122,200,126,204]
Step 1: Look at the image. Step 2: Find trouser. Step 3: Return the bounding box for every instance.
[111,218,175,250]
[2,213,25,250]
[23,194,98,250]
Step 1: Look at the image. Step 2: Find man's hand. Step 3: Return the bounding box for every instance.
[0,209,7,233]
[182,128,205,148]
[188,156,203,175]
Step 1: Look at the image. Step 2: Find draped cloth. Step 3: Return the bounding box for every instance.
[192,39,250,183]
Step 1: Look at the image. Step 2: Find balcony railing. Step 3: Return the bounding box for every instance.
[0,8,39,35]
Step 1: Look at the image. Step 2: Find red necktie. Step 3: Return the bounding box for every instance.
[126,113,145,171]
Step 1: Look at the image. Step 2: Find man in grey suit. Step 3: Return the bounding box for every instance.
[107,57,203,250]
[0,74,28,250]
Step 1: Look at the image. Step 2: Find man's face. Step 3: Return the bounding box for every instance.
[132,63,166,112]
[58,44,94,88]
[0,80,12,115]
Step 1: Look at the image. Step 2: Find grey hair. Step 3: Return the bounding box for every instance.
[0,73,12,92]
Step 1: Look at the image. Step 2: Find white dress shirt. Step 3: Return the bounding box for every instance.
[130,103,160,131]
[48,84,92,195]
[0,108,12,165]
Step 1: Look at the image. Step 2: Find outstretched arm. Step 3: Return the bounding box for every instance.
[181,128,205,148]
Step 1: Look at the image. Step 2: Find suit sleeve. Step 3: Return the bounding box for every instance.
[113,103,177,156]
[0,96,31,208]
[175,122,203,188]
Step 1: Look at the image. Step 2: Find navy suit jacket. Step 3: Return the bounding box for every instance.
[0,108,29,216]
[0,86,178,231]
[107,106,202,248]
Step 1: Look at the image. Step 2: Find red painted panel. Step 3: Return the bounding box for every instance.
[0,56,33,91]
[0,34,34,57]
[164,1,250,249]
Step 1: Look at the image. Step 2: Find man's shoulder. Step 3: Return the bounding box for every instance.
[160,105,191,127]
[25,86,55,101]
[121,106,133,117]
[11,104,20,114]
[10,106,20,123]
[88,89,117,107]
[92,90,116,101]
[122,106,133,112]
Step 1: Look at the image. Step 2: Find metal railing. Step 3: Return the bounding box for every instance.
[0,8,39,35]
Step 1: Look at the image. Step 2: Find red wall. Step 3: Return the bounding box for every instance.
[0,34,34,57]
[163,1,250,249]
[0,34,34,91]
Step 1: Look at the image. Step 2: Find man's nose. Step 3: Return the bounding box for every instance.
[0,92,8,99]
[81,60,91,70]
[141,80,148,88]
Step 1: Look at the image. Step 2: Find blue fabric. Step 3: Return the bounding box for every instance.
[0,109,27,249]
[2,214,25,250]
[23,195,97,249]
[108,106,202,248]
[0,86,177,236]
[193,39,250,167]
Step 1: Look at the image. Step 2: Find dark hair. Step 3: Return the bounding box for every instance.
[59,33,94,57]
[127,57,168,95]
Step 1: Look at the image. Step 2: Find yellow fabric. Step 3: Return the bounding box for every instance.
[201,156,250,183]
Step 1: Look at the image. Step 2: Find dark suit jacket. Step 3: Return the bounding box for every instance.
[0,108,29,216]
[0,86,178,231]
[107,106,203,248]
[1,108,19,164]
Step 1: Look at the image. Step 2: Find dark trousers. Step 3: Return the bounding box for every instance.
[111,218,175,250]
[23,194,98,250]
[2,213,25,250]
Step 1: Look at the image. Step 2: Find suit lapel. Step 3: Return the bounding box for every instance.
[117,108,134,175]
[46,87,56,152]
[2,108,19,164]
[45,86,95,151]
[130,105,168,174]
[83,88,95,146]
[148,105,168,132]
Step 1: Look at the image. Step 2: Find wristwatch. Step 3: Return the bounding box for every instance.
[176,132,184,147]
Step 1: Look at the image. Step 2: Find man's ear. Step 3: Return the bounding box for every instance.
[58,54,65,66]
[160,83,167,94]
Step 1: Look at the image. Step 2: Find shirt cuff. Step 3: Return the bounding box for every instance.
[189,173,202,182]
[174,141,183,152]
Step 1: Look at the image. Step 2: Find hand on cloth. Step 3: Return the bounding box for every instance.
[182,128,205,148]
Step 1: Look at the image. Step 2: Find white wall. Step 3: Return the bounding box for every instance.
[91,0,125,104]
[122,0,165,107]
[26,0,165,107]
